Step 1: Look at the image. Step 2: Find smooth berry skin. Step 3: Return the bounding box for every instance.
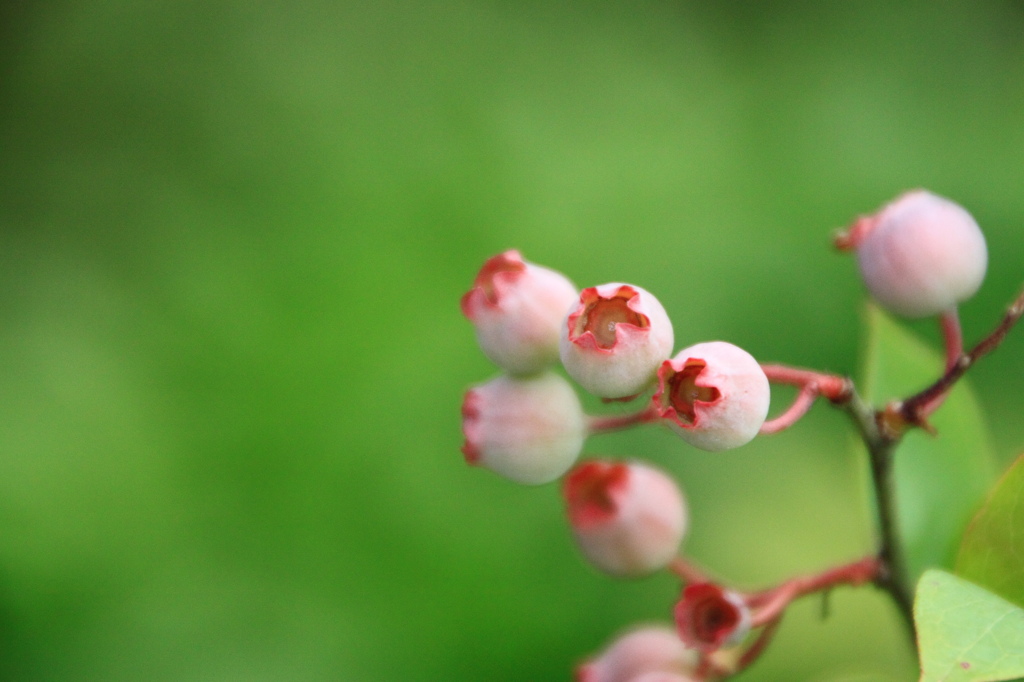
[563,460,688,577]
[560,283,674,399]
[653,341,770,452]
[630,673,699,682]
[461,372,585,485]
[575,625,698,682]
[853,190,988,318]
[461,250,579,375]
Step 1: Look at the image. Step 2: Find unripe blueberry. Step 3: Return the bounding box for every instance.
[652,341,769,452]
[575,625,699,682]
[563,460,688,577]
[461,250,579,375]
[674,583,751,653]
[847,190,988,318]
[630,673,699,682]
[461,371,585,485]
[560,283,674,399]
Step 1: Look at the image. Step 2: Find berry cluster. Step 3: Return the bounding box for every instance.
[459,190,990,680]
[461,251,774,487]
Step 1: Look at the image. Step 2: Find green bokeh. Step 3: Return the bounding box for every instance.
[1,2,1023,679]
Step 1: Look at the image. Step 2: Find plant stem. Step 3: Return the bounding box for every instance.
[896,287,1024,427]
[821,291,1024,646]
[939,308,963,371]
[761,364,851,401]
[746,555,880,622]
[837,389,916,643]
[866,436,916,638]
[586,405,658,433]
[759,385,818,435]
[668,556,712,584]
[733,617,782,675]
[758,364,852,434]
[908,308,965,420]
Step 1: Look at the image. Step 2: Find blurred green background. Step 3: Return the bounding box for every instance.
[1,1,1023,680]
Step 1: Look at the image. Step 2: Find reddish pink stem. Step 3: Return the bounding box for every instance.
[834,215,877,251]
[759,364,851,434]
[734,617,783,674]
[916,307,964,420]
[898,289,1024,428]
[749,556,880,626]
[668,556,713,585]
[693,655,719,682]
[586,405,658,434]
[761,365,850,400]
[760,385,818,434]
[940,308,963,370]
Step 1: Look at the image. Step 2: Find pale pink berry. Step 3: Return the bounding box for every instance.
[575,625,698,682]
[563,460,687,577]
[674,583,751,653]
[652,341,769,452]
[461,250,578,375]
[461,372,585,485]
[629,673,699,682]
[560,283,674,399]
[843,190,988,318]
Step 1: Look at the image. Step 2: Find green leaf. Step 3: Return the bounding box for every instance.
[956,454,1024,608]
[861,305,997,583]
[915,569,1024,682]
